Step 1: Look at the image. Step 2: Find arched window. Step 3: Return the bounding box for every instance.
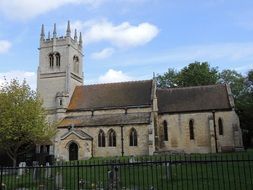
[49,53,54,67]
[69,142,78,161]
[218,118,224,135]
[73,55,79,74]
[189,119,194,140]
[129,128,138,146]
[108,129,116,147]
[163,120,168,141]
[55,52,60,67]
[98,130,105,147]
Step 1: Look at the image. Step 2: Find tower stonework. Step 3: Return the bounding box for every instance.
[37,21,83,121]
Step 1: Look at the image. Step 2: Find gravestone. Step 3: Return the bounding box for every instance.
[164,162,171,180]
[18,162,26,176]
[108,165,120,190]
[32,161,40,181]
[45,162,51,178]
[55,171,63,190]
[129,155,136,163]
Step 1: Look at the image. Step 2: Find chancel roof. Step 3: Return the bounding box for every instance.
[68,80,153,111]
[157,84,232,114]
[58,112,151,128]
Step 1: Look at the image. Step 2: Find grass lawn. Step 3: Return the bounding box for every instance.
[1,150,253,190]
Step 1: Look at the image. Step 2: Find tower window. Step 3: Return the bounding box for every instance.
[218,118,224,135]
[108,129,116,147]
[49,53,54,67]
[129,128,138,146]
[98,130,105,147]
[55,52,60,67]
[189,119,194,140]
[59,99,63,106]
[73,55,79,74]
[163,120,168,141]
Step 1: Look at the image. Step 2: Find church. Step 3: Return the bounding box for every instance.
[37,22,243,161]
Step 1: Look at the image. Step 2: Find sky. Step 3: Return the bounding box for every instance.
[0,0,253,89]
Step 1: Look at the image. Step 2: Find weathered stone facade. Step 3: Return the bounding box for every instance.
[37,22,244,161]
[158,111,243,154]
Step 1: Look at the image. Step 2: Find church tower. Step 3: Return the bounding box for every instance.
[37,21,83,120]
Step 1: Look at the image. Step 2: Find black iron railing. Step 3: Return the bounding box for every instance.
[0,153,253,190]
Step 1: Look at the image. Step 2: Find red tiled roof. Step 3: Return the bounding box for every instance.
[68,80,153,111]
[157,84,231,114]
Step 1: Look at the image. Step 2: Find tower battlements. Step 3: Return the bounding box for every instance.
[40,21,83,52]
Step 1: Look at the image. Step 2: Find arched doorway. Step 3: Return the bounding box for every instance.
[69,142,78,161]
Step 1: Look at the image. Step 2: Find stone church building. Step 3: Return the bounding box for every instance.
[37,22,243,161]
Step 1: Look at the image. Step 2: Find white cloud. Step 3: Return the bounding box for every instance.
[0,0,105,20]
[72,19,159,48]
[0,71,36,90]
[0,0,149,20]
[98,69,133,83]
[0,40,11,54]
[91,48,115,59]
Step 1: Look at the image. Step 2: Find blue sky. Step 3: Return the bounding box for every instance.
[0,0,253,89]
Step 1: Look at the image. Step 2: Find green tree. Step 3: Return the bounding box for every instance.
[0,79,54,166]
[157,61,219,88]
[178,61,219,87]
[156,69,179,88]
[246,70,253,93]
[218,69,245,98]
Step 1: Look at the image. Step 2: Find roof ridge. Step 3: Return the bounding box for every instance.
[157,84,225,91]
[80,79,153,87]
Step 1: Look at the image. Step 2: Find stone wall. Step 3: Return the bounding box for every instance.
[55,124,149,160]
[54,107,151,160]
[158,110,242,153]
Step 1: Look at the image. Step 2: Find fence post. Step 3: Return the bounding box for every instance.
[77,161,80,190]
[0,166,3,190]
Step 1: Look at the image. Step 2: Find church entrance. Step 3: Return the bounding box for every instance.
[69,142,78,161]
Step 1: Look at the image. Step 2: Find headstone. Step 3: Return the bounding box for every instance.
[129,155,136,163]
[108,165,120,190]
[1,183,7,190]
[33,161,40,181]
[45,162,51,178]
[38,184,46,190]
[55,172,63,190]
[18,162,26,176]
[79,179,86,189]
[164,162,171,180]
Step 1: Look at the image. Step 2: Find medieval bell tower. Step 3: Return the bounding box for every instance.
[37,21,83,121]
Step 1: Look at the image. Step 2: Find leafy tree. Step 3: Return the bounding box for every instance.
[157,61,219,88]
[156,69,179,88]
[235,70,253,147]
[246,70,253,93]
[177,61,219,87]
[0,79,54,166]
[218,69,245,98]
